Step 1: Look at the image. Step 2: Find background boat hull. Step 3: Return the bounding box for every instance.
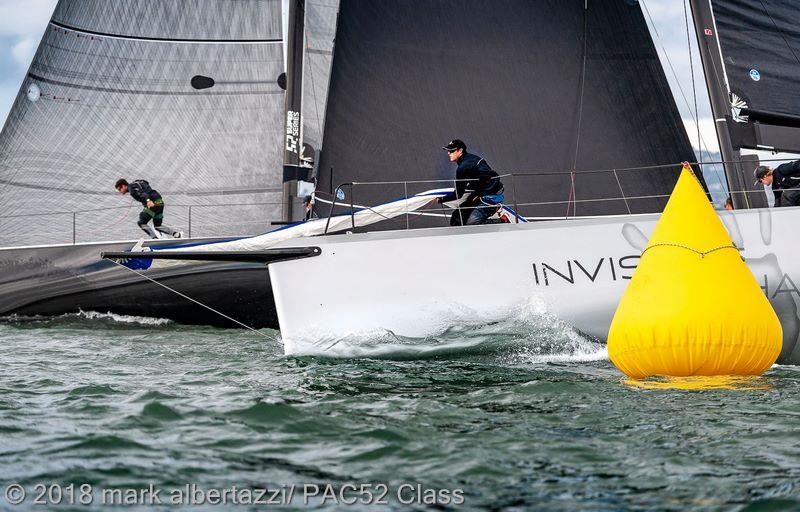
[0,239,278,328]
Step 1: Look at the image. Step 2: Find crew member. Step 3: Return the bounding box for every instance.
[439,139,506,225]
[754,161,800,207]
[115,178,183,239]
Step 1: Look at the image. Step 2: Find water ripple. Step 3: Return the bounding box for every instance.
[0,315,798,509]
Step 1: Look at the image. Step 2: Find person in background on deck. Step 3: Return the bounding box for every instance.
[754,161,800,207]
[437,139,507,225]
[115,178,183,239]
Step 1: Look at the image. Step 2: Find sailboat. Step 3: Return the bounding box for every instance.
[8,0,800,366]
[259,0,800,363]
[0,0,686,326]
[0,0,331,326]
[106,0,767,346]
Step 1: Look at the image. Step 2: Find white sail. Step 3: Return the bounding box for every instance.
[0,0,286,247]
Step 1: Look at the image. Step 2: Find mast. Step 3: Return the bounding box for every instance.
[688,0,751,209]
[282,0,306,222]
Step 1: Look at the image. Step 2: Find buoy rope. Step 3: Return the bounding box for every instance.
[641,242,739,258]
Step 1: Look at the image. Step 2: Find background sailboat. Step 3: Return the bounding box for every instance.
[0,0,292,326]
[0,0,287,245]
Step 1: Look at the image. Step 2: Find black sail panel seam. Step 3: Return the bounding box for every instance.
[49,20,282,44]
[27,73,282,96]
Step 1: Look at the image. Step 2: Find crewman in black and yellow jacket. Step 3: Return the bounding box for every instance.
[115,178,183,239]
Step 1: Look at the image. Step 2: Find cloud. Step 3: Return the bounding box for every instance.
[10,36,35,67]
[0,0,56,69]
[0,0,57,38]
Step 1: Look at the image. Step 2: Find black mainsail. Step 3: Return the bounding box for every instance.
[314,0,697,222]
[712,0,800,134]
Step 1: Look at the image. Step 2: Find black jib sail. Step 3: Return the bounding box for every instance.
[0,0,285,247]
[313,0,697,223]
[708,0,800,153]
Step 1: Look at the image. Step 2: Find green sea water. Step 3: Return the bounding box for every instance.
[1,312,799,511]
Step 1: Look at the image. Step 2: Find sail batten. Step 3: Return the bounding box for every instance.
[27,73,284,96]
[49,20,283,44]
[53,0,282,40]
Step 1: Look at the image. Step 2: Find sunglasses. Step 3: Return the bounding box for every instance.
[446,149,458,153]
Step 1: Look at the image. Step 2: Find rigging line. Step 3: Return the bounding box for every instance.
[313,195,449,219]
[640,0,716,161]
[565,0,589,219]
[564,170,576,219]
[108,259,272,338]
[684,0,702,165]
[79,199,135,236]
[640,0,726,197]
[757,0,800,67]
[572,0,589,172]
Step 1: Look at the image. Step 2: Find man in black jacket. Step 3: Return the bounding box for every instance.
[115,178,183,239]
[754,161,800,207]
[439,139,506,225]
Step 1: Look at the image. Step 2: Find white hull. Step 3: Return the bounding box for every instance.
[270,207,800,363]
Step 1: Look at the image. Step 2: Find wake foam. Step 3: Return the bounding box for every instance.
[0,310,172,327]
[283,299,607,363]
[74,310,173,326]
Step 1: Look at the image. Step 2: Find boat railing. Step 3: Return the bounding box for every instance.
[0,157,789,246]
[318,158,789,234]
[0,200,287,247]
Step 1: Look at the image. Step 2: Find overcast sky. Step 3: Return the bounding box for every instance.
[0,0,766,204]
[0,0,58,125]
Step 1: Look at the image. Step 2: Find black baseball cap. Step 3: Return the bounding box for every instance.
[753,165,770,186]
[442,139,466,152]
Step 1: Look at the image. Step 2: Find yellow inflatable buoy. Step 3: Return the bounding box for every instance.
[608,164,782,379]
